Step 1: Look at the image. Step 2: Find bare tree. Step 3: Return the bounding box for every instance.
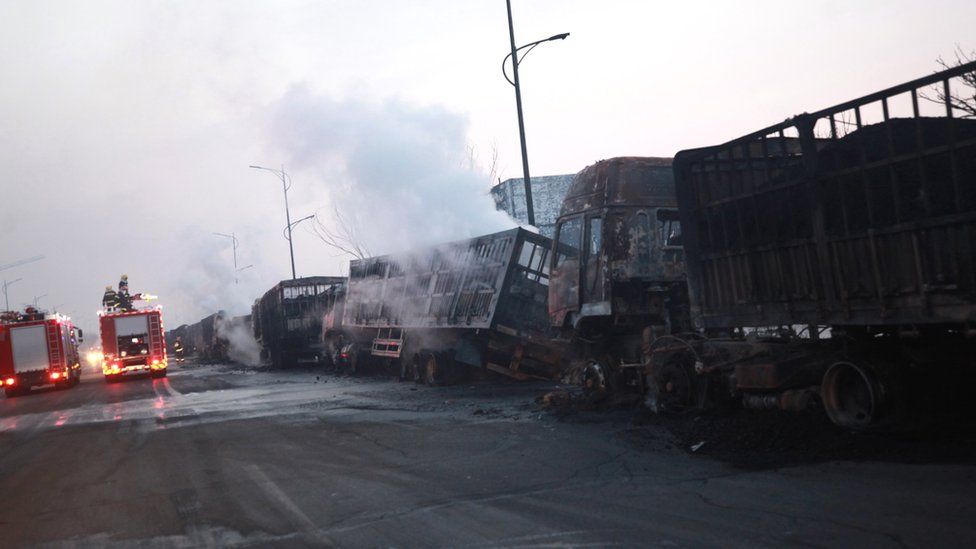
[465,141,501,187]
[923,46,976,118]
[311,205,371,260]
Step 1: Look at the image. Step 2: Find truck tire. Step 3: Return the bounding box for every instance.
[151,369,168,379]
[821,360,891,430]
[652,352,705,415]
[412,352,425,384]
[104,375,118,384]
[4,386,25,398]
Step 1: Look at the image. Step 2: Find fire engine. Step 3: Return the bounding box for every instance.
[99,306,167,382]
[0,309,83,397]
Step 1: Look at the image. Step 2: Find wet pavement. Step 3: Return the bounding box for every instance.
[1,362,974,547]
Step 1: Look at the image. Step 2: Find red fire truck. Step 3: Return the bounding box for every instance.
[99,307,167,382]
[0,310,83,397]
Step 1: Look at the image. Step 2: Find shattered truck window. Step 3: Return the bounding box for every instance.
[518,240,550,284]
[657,209,682,247]
[555,217,582,267]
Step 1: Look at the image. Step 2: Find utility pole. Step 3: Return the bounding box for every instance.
[3,278,22,312]
[213,232,240,284]
[250,165,298,280]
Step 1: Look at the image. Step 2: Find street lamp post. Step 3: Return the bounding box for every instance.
[250,165,297,280]
[33,294,47,308]
[213,232,241,284]
[503,0,569,227]
[3,278,22,312]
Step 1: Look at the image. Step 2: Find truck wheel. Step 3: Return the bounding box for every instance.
[151,369,168,379]
[104,375,118,384]
[4,386,25,398]
[821,360,887,430]
[424,353,440,386]
[653,354,702,415]
[399,355,413,381]
[412,353,425,384]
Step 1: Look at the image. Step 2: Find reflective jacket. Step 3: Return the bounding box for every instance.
[102,290,119,308]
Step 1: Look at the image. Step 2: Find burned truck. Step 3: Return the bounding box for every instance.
[548,156,690,390]
[337,227,561,384]
[646,61,976,428]
[252,276,346,368]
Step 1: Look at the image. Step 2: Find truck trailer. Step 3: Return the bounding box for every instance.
[99,307,167,382]
[0,310,83,397]
[340,227,562,384]
[656,60,976,428]
[252,276,346,368]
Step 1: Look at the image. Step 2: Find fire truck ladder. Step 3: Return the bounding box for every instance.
[148,314,164,358]
[46,323,63,369]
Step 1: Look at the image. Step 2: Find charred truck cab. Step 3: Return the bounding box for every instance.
[549,157,690,388]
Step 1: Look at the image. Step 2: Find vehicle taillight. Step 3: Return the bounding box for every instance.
[50,372,61,380]
[151,358,160,365]
[4,377,14,386]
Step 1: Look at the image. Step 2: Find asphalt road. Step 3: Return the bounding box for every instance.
[1,363,974,548]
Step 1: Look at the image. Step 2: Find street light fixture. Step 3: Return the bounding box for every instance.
[3,278,22,312]
[503,0,569,227]
[250,165,298,280]
[213,232,243,284]
[282,214,315,241]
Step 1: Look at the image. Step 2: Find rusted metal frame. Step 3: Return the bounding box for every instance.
[726,251,741,307]
[823,241,847,317]
[881,97,903,222]
[822,136,976,179]
[772,247,792,315]
[802,242,826,316]
[701,167,718,250]
[866,230,888,317]
[943,78,964,213]
[909,88,934,218]
[680,60,976,166]
[796,113,840,317]
[696,175,807,208]
[910,231,930,314]
[852,106,879,230]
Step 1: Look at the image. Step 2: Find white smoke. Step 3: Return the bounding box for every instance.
[159,226,264,327]
[268,87,515,257]
[215,315,262,367]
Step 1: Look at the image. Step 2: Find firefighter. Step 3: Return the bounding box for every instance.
[102,286,120,310]
[173,336,185,364]
[118,275,131,311]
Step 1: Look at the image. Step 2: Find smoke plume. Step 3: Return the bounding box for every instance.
[215,315,262,367]
[269,87,515,257]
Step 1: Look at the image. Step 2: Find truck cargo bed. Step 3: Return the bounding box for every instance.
[674,61,976,329]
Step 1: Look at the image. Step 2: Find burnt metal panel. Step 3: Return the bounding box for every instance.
[343,228,553,339]
[550,157,687,327]
[675,61,976,329]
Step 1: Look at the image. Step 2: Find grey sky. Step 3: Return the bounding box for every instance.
[1,0,973,330]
